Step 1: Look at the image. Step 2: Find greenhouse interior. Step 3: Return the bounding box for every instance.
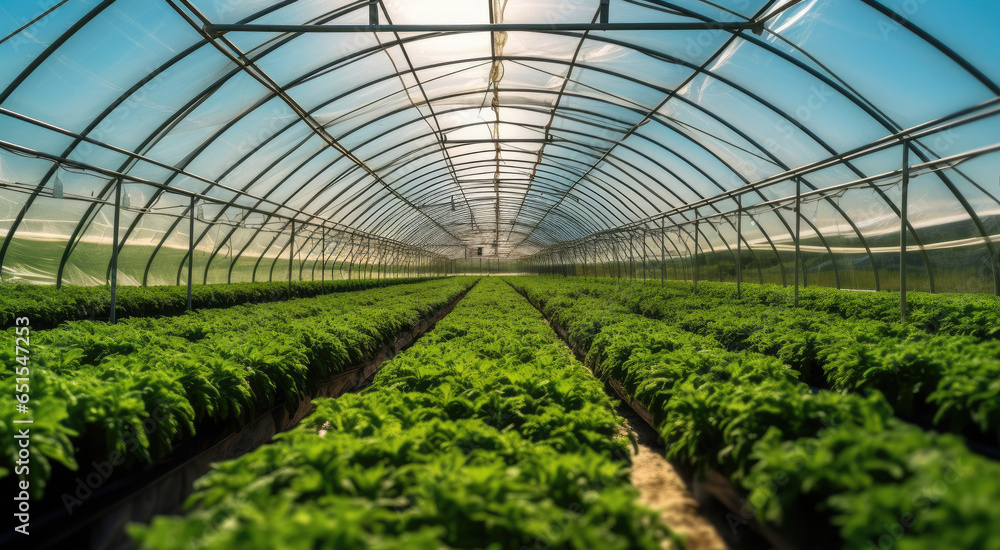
[1,0,999,549]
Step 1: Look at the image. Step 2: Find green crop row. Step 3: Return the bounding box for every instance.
[507,277,1000,550]
[130,279,682,550]
[545,276,1000,339]
[0,277,441,330]
[687,280,1000,338]
[0,278,476,499]
[517,277,1000,445]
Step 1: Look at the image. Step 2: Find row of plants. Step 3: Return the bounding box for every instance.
[564,275,1000,339]
[520,277,1000,446]
[0,277,475,500]
[131,279,683,550]
[507,277,1000,550]
[0,277,440,330]
[688,279,1000,339]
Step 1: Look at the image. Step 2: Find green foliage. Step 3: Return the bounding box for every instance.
[0,277,442,330]
[0,278,476,499]
[130,280,681,550]
[508,276,1000,550]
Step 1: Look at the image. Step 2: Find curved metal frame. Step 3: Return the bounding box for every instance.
[0,0,997,292]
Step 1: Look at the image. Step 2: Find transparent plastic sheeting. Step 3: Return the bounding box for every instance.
[0,0,998,291]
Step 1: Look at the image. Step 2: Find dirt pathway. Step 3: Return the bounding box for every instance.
[618,404,729,550]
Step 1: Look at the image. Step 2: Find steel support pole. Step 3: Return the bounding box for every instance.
[693,212,700,295]
[660,218,666,288]
[110,179,122,324]
[642,230,647,281]
[288,221,294,298]
[629,234,635,280]
[610,241,617,279]
[900,145,910,323]
[737,194,743,299]
[187,194,195,311]
[794,179,802,307]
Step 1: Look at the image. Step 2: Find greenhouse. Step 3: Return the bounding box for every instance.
[1,0,998,549]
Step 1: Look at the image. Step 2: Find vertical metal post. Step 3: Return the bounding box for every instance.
[693,210,700,294]
[642,230,647,281]
[736,194,743,299]
[110,179,122,324]
[794,178,802,307]
[288,221,294,298]
[347,238,355,279]
[615,239,625,279]
[186,194,194,311]
[321,227,327,290]
[629,234,635,280]
[900,145,910,323]
[610,240,617,279]
[660,218,666,288]
[369,0,378,25]
[364,241,370,279]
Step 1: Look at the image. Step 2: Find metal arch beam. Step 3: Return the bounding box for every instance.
[203,138,334,284]
[303,80,795,259]
[143,101,449,286]
[5,4,992,278]
[510,89,883,288]
[270,22,991,279]
[858,0,999,96]
[21,80,764,274]
[642,0,990,292]
[512,2,801,253]
[186,127,326,285]
[4,1,375,286]
[0,138,420,276]
[362,102,791,266]
[502,1,605,248]
[473,50,895,276]
[169,1,465,246]
[321,138,641,239]
[212,153,384,283]
[294,52,880,274]
[0,0,119,285]
[358,160,640,246]
[296,98,736,239]
[351,122,771,257]
[23,34,812,272]
[348,100,790,265]
[310,88,680,202]
[395,177,618,239]
[559,99,1000,289]
[372,1,483,235]
[354,131,667,230]
[3,42,896,270]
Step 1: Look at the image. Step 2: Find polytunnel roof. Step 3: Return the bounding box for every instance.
[0,0,998,286]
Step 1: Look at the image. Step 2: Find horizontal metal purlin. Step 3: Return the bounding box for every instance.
[205,22,755,34]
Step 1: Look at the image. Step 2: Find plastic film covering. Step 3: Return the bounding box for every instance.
[0,0,996,291]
